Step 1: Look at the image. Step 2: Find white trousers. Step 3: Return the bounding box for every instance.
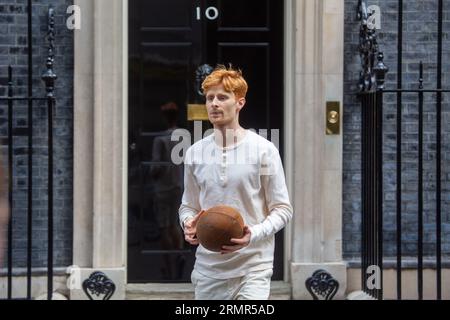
[191,268,273,300]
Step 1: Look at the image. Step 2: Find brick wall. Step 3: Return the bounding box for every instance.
[344,0,450,261]
[0,0,73,268]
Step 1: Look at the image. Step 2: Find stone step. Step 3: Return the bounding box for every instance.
[126,281,291,300]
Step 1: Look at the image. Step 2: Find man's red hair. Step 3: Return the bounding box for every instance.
[202,65,248,99]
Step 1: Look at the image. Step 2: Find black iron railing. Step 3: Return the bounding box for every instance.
[358,0,448,300]
[0,4,56,300]
[358,0,387,300]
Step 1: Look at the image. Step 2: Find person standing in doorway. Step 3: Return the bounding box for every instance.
[178,65,293,300]
[151,102,185,280]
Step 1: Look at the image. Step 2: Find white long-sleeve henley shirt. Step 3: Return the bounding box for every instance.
[179,130,293,279]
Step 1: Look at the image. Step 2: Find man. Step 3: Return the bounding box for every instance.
[150,102,185,279]
[178,65,293,300]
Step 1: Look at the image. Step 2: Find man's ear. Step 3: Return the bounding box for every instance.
[236,97,246,111]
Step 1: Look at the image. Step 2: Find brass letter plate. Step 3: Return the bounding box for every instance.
[187,104,209,121]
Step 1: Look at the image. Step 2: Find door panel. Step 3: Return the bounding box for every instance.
[128,0,284,283]
[140,45,194,132]
[140,0,194,29]
[217,44,270,130]
[217,0,270,30]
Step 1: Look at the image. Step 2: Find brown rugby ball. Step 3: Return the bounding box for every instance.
[196,205,245,252]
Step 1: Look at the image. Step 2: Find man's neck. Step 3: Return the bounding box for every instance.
[213,125,246,148]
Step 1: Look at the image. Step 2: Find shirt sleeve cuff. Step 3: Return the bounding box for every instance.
[179,214,194,231]
[249,224,264,244]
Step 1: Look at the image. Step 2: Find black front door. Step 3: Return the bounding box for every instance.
[128,0,284,283]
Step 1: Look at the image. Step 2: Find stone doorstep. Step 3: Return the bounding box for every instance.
[346,291,377,300]
[126,281,292,300]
